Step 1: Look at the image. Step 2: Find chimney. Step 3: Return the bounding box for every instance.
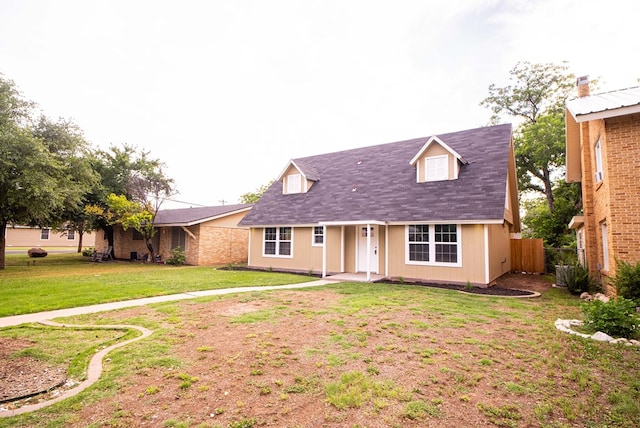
[577,75,590,97]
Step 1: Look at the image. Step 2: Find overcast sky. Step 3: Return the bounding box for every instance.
[2,0,639,208]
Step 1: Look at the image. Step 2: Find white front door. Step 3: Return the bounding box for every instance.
[357,226,379,273]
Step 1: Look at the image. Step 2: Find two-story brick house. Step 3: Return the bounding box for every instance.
[566,78,640,294]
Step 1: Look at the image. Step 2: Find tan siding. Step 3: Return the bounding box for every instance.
[417,144,455,182]
[5,227,96,248]
[325,226,343,273]
[565,110,582,182]
[248,227,322,273]
[488,223,511,281]
[344,226,356,272]
[387,224,487,285]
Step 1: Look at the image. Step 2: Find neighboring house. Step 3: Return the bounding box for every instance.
[5,225,95,248]
[239,124,521,286]
[566,78,640,294]
[104,204,252,265]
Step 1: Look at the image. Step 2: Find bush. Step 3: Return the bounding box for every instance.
[557,262,600,295]
[611,260,640,303]
[165,246,186,265]
[581,298,640,339]
[82,247,95,257]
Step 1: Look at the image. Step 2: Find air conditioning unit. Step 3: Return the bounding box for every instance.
[594,171,603,183]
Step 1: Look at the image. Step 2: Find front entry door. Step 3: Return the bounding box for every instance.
[357,226,379,273]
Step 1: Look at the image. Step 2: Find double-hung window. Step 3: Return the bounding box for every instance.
[264,227,293,257]
[408,225,429,261]
[312,226,324,246]
[40,228,50,240]
[407,224,460,266]
[594,139,604,183]
[425,155,448,181]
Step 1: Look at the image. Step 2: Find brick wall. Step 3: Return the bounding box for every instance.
[580,112,640,294]
[198,226,249,265]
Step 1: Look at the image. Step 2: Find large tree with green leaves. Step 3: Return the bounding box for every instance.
[481,62,575,213]
[0,75,95,268]
[32,115,98,252]
[87,144,175,258]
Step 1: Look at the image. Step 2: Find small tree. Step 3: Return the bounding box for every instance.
[239,181,273,204]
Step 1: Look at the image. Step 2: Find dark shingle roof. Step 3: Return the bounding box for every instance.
[240,124,512,226]
[155,204,252,226]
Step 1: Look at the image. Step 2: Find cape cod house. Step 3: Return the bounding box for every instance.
[239,124,520,286]
[566,78,640,294]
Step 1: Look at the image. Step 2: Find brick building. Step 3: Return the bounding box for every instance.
[101,204,252,266]
[566,78,640,294]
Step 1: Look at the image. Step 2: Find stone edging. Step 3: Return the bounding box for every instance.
[458,289,541,298]
[555,319,640,347]
[0,321,153,417]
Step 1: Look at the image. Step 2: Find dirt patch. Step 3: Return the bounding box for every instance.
[0,337,67,403]
[3,274,570,427]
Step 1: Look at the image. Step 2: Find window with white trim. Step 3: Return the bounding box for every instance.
[312,226,324,246]
[264,227,293,257]
[425,155,448,181]
[406,224,460,266]
[40,228,50,240]
[287,173,302,193]
[67,230,75,240]
[594,138,604,183]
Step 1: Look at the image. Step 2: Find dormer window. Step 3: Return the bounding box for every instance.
[278,160,319,195]
[287,173,302,193]
[425,155,448,181]
[410,135,467,184]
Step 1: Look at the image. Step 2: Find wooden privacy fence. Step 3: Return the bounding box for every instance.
[510,238,545,274]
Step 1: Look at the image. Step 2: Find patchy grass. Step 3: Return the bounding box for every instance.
[2,277,640,427]
[0,253,312,316]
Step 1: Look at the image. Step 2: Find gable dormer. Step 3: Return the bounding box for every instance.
[409,136,467,183]
[277,159,319,195]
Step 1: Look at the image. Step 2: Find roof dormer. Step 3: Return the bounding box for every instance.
[409,136,467,183]
[277,159,319,194]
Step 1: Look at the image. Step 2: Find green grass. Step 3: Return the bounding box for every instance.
[0,253,313,316]
[2,267,640,427]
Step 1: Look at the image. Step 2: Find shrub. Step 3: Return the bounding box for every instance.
[81,247,95,257]
[581,298,640,339]
[558,262,600,295]
[611,260,640,303]
[165,246,186,265]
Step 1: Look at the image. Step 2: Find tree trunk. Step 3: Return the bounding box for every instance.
[77,230,84,253]
[543,174,555,213]
[0,221,6,270]
[104,225,115,259]
[145,239,155,261]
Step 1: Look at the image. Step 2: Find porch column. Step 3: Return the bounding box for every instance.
[322,225,327,278]
[366,223,371,282]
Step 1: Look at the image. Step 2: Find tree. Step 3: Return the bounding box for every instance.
[0,75,92,269]
[87,145,175,258]
[239,181,273,204]
[481,62,575,213]
[32,115,98,252]
[521,181,581,248]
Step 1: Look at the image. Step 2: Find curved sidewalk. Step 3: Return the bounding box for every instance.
[0,279,335,328]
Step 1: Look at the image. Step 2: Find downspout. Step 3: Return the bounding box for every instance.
[366,223,371,282]
[484,224,490,285]
[340,226,345,272]
[384,224,388,278]
[322,225,327,278]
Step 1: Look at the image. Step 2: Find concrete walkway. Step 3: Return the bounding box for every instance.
[0,279,336,328]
